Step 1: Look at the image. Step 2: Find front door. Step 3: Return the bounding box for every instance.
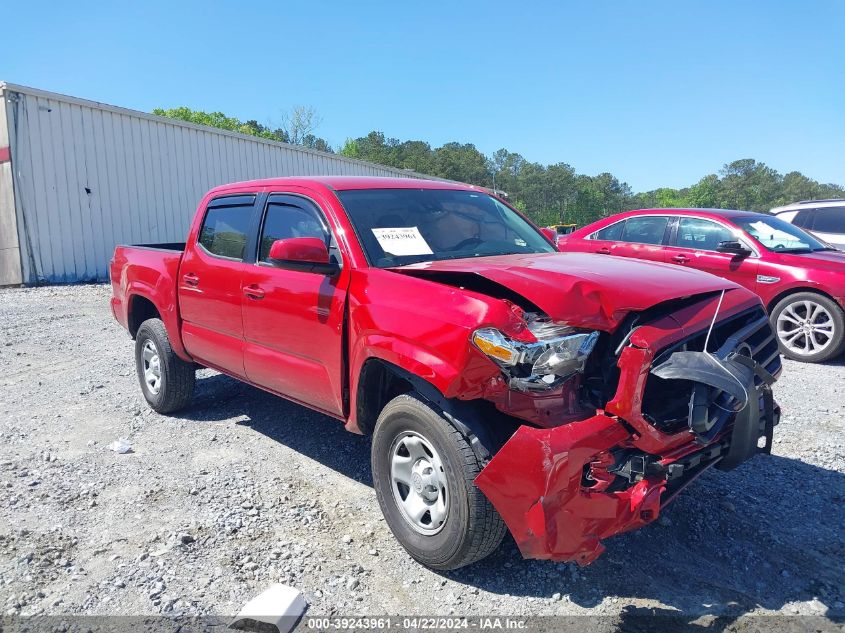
[241,194,349,417]
[664,216,759,292]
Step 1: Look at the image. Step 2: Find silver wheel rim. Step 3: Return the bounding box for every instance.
[389,431,449,535]
[142,339,162,395]
[776,299,835,357]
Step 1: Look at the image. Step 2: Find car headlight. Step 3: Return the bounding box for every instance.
[472,321,600,391]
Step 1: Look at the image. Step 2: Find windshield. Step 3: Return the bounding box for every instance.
[336,188,556,267]
[734,215,830,253]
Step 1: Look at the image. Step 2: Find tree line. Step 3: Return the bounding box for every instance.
[152,105,333,153]
[154,107,844,228]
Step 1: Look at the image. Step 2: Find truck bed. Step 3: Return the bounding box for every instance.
[123,242,186,252]
[109,243,185,341]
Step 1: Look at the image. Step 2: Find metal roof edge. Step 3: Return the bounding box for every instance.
[0,81,442,181]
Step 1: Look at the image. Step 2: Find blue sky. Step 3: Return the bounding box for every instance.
[3,1,843,191]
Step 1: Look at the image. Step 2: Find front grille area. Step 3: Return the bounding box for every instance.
[642,307,781,434]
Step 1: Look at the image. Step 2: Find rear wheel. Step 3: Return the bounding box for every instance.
[771,292,845,362]
[371,393,506,570]
[135,318,196,413]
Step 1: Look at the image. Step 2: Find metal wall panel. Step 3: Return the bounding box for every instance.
[0,92,23,286]
[2,83,428,284]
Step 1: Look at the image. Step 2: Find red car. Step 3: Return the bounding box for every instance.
[110,179,780,569]
[559,208,845,362]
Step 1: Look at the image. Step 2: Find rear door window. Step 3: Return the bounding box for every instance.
[198,196,255,260]
[592,220,625,241]
[792,209,814,229]
[810,207,845,233]
[620,216,670,245]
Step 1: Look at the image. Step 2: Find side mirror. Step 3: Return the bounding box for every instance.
[268,238,340,275]
[716,240,752,257]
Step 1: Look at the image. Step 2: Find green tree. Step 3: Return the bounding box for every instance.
[433,143,490,186]
[153,105,332,151]
[719,159,782,211]
[687,174,721,208]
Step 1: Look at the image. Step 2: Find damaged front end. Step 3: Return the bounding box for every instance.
[474,293,782,565]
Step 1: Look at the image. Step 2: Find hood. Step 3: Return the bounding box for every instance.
[771,249,845,272]
[391,252,741,331]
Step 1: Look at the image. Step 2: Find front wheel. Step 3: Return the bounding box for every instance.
[771,292,845,362]
[135,318,196,413]
[371,394,506,570]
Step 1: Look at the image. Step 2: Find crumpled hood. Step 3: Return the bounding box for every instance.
[393,252,741,331]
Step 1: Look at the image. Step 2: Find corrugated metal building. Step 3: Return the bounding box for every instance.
[0,82,429,285]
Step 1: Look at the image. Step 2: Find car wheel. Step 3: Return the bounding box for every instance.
[771,292,845,362]
[371,393,506,570]
[135,318,196,413]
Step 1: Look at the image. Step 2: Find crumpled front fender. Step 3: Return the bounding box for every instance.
[474,414,665,565]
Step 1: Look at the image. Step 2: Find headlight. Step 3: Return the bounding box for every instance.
[471,328,520,366]
[472,320,600,391]
[531,330,599,377]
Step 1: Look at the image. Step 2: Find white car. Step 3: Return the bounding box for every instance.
[771,199,845,249]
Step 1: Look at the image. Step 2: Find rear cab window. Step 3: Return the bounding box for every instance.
[198,195,257,260]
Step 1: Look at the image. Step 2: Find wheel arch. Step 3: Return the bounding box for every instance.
[123,286,191,361]
[352,357,518,462]
[127,294,161,338]
[767,286,842,314]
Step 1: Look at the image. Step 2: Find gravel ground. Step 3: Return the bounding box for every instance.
[0,284,843,628]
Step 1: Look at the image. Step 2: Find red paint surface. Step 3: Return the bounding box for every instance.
[475,416,665,565]
[558,208,845,311]
[110,178,773,564]
[268,237,330,263]
[0,146,10,164]
[394,252,741,331]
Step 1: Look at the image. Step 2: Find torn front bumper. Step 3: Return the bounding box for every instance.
[474,414,665,566]
[474,348,779,566]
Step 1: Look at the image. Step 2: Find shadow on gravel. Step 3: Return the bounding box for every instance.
[185,373,844,626]
[448,453,845,626]
[186,372,374,484]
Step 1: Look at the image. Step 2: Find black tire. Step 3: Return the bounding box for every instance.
[135,318,196,413]
[371,393,507,570]
[770,292,845,363]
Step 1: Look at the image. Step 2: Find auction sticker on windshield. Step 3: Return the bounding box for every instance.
[372,227,434,256]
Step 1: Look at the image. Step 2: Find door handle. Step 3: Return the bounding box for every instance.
[183,273,200,287]
[596,247,611,254]
[243,284,265,300]
[671,254,690,264]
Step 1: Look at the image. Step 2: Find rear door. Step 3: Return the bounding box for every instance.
[178,194,258,377]
[574,219,626,255]
[664,216,759,292]
[240,193,350,417]
[610,215,674,263]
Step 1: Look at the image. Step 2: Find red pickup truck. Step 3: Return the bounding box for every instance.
[110,177,781,570]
